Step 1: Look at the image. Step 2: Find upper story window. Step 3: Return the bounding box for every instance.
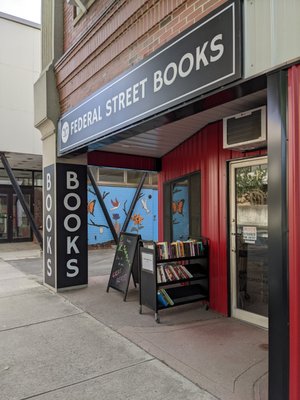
[87,166,158,188]
[66,0,96,24]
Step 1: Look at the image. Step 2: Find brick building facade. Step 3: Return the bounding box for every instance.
[34,1,300,399]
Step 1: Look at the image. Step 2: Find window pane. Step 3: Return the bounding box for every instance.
[12,194,31,239]
[0,169,32,186]
[98,168,124,183]
[172,179,189,241]
[127,170,150,184]
[34,171,43,187]
[150,173,158,186]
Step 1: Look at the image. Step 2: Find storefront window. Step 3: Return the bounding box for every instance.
[98,168,124,183]
[172,178,189,240]
[164,172,200,242]
[33,171,43,187]
[150,172,158,186]
[0,169,33,186]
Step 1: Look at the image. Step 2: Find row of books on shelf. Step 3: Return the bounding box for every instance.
[157,263,193,283]
[157,289,174,307]
[156,239,206,260]
[157,286,205,307]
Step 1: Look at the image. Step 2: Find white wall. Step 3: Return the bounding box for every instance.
[0,14,41,154]
[244,0,300,78]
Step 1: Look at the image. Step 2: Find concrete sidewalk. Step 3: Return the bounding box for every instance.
[0,245,268,400]
[0,254,216,400]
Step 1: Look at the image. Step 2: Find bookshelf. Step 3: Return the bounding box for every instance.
[139,238,209,322]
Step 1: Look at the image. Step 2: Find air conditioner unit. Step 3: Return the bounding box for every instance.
[223,106,267,151]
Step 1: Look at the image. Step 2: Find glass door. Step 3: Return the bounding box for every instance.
[12,194,31,240]
[0,188,32,242]
[229,157,268,328]
[0,194,8,241]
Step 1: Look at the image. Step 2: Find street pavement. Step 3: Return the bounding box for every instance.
[0,251,218,400]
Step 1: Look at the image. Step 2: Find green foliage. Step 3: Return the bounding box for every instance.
[236,166,267,204]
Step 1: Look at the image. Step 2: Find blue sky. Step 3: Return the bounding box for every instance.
[0,0,41,23]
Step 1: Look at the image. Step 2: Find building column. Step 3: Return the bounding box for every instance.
[267,71,289,400]
[42,133,88,291]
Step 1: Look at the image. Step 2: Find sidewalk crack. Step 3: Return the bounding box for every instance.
[18,358,155,400]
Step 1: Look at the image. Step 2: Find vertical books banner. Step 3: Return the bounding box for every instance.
[43,163,87,290]
[44,164,56,288]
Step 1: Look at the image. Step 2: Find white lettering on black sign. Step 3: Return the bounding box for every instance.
[56,164,87,289]
[44,165,55,288]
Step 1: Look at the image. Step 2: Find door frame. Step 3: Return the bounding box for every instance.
[229,156,268,329]
[0,186,33,243]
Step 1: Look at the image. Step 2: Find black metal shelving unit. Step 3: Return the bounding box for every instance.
[139,239,209,322]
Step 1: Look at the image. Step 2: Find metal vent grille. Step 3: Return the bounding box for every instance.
[227,110,262,145]
[223,106,266,150]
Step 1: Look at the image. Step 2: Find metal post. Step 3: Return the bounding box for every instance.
[0,153,43,249]
[87,167,118,244]
[121,172,148,233]
[267,71,289,400]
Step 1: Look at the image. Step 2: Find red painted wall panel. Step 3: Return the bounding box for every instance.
[159,122,229,314]
[158,121,267,315]
[288,65,300,400]
[88,151,160,171]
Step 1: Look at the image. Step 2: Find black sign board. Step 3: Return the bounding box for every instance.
[44,164,56,288]
[56,163,88,289]
[107,232,140,300]
[58,0,241,155]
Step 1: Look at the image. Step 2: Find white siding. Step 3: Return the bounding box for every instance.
[0,15,41,154]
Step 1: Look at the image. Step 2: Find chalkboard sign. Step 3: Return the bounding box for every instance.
[106,232,140,300]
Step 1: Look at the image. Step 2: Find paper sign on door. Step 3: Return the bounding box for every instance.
[242,226,257,244]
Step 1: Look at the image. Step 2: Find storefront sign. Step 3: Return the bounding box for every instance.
[44,164,56,288]
[58,0,241,155]
[56,164,87,289]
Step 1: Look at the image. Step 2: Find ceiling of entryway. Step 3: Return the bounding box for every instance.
[0,153,42,171]
[97,89,267,158]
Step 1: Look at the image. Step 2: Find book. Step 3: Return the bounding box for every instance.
[157,269,161,283]
[157,290,169,307]
[168,264,180,280]
[178,241,184,257]
[156,242,169,260]
[180,265,193,278]
[158,265,167,282]
[170,242,178,258]
[173,264,188,280]
[157,266,163,283]
[164,264,177,281]
[160,288,174,306]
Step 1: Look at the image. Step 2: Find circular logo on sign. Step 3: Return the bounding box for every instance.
[61,122,70,144]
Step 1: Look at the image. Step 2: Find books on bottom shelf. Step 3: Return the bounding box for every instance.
[157,289,175,307]
[157,263,193,283]
[157,286,205,307]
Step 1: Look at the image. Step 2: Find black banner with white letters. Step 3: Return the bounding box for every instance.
[44,164,56,288]
[58,0,241,155]
[56,164,87,289]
